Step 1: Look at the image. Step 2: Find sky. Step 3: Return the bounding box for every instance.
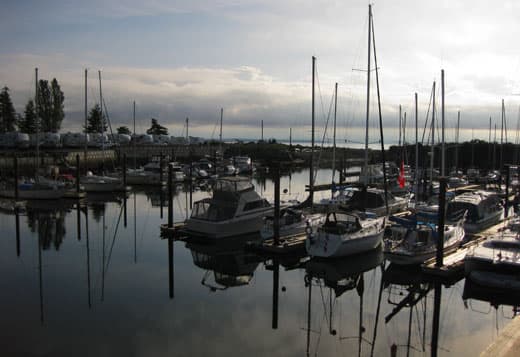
[1,0,520,144]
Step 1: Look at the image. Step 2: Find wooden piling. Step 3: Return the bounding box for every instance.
[436,177,447,267]
[168,163,173,228]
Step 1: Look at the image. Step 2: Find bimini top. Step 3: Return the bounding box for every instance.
[213,176,254,193]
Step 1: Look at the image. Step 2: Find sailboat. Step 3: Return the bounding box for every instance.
[306,5,389,258]
[0,68,66,200]
[79,70,129,193]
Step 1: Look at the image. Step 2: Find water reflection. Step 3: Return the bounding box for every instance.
[185,235,263,291]
[304,246,384,357]
[25,200,74,251]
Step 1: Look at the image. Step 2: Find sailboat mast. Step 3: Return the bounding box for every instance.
[415,92,419,198]
[332,82,338,194]
[363,4,372,181]
[84,69,88,175]
[219,107,223,153]
[35,68,40,177]
[500,99,505,170]
[399,105,402,147]
[455,111,460,173]
[309,56,316,205]
[441,69,445,177]
[430,81,436,186]
[98,70,105,169]
[133,101,136,169]
[186,117,189,144]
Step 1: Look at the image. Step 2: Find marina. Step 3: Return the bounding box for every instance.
[2,166,520,356]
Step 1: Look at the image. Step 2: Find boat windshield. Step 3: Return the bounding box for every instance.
[447,202,478,221]
[190,198,237,221]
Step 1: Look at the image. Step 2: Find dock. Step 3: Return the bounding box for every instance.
[481,316,520,357]
[160,222,188,240]
[422,216,513,278]
[246,233,307,255]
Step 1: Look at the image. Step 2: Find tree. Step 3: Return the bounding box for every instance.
[18,99,38,134]
[146,118,168,135]
[37,80,52,132]
[0,86,17,133]
[50,78,64,132]
[85,104,107,133]
[117,126,131,135]
[36,78,64,133]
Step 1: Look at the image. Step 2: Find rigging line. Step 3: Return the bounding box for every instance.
[314,90,336,183]
[421,84,434,144]
[103,202,124,275]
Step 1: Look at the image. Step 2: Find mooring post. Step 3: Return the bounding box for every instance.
[75,154,80,193]
[272,258,279,329]
[168,237,174,299]
[436,177,447,268]
[122,153,127,188]
[15,210,20,257]
[505,165,510,218]
[431,282,442,357]
[14,156,18,200]
[274,165,281,246]
[159,152,164,184]
[168,163,173,228]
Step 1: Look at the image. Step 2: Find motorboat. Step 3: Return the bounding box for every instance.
[306,211,385,258]
[80,171,129,192]
[185,176,273,238]
[446,190,505,233]
[260,207,325,240]
[0,179,67,200]
[465,232,520,290]
[384,211,466,265]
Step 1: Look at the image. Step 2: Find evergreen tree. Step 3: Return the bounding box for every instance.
[50,78,64,132]
[117,126,131,135]
[85,104,107,133]
[37,80,52,132]
[36,78,65,132]
[146,118,168,135]
[18,99,38,134]
[0,86,17,133]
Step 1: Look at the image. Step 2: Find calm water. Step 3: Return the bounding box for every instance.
[0,169,516,357]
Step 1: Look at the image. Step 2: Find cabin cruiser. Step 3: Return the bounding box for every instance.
[465,231,520,290]
[446,190,505,233]
[384,211,466,265]
[185,176,272,238]
[260,207,325,240]
[306,211,385,258]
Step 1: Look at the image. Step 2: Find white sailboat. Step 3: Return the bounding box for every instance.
[79,70,128,193]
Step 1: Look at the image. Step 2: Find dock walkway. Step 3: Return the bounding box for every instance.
[481,316,520,357]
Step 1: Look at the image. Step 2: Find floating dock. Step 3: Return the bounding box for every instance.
[481,315,520,357]
[160,222,188,240]
[422,216,513,278]
[246,233,307,255]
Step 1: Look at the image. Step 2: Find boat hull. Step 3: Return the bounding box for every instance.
[186,208,273,239]
[306,228,384,258]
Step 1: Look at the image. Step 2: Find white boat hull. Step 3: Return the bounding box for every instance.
[186,208,272,239]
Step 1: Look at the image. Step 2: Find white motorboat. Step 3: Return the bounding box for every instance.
[446,190,505,233]
[260,207,325,240]
[185,176,272,238]
[306,211,385,258]
[465,232,520,290]
[384,212,466,265]
[80,172,129,192]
